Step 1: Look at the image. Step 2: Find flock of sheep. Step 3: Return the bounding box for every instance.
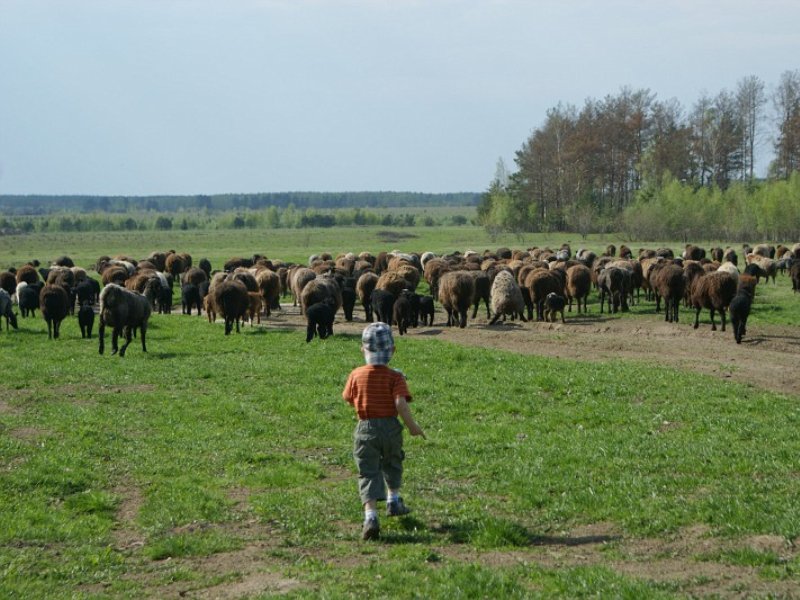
[1,242,799,355]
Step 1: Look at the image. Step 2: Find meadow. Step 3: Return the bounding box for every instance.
[1,227,799,598]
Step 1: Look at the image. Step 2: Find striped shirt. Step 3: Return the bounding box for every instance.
[342,365,412,420]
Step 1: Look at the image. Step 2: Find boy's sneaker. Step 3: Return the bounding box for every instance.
[362,516,380,540]
[386,497,411,517]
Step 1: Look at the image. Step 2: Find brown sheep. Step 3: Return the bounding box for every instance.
[650,263,685,323]
[246,292,263,325]
[15,264,39,286]
[376,270,409,298]
[790,262,800,293]
[597,267,627,314]
[211,279,250,335]
[290,267,316,310]
[101,265,129,286]
[438,271,474,328]
[356,272,380,322]
[565,264,591,313]
[0,271,17,296]
[690,271,737,331]
[300,276,343,315]
[40,284,70,339]
[255,268,281,317]
[182,267,208,287]
[524,269,563,321]
[470,271,491,320]
[97,284,151,356]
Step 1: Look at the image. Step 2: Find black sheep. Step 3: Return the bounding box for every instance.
[78,303,95,339]
[18,282,42,317]
[392,291,412,336]
[75,278,100,306]
[99,283,152,355]
[40,284,69,339]
[418,295,435,326]
[370,289,396,326]
[181,283,203,315]
[341,286,356,322]
[305,300,335,343]
[544,292,566,323]
[729,288,753,344]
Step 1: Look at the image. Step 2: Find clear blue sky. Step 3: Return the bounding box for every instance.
[1,0,798,196]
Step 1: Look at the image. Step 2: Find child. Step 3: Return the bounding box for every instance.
[342,322,425,540]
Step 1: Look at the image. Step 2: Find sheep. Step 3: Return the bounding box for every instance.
[743,262,767,283]
[618,245,633,259]
[0,271,16,296]
[255,268,281,317]
[341,282,356,322]
[300,276,343,316]
[75,278,100,306]
[682,261,706,307]
[729,287,754,344]
[690,271,737,332]
[53,255,75,268]
[488,270,527,325]
[198,258,212,278]
[78,303,95,338]
[17,281,42,318]
[565,264,592,313]
[470,271,492,320]
[165,253,186,283]
[290,267,316,309]
[650,263,685,323]
[710,247,724,262]
[16,264,40,286]
[392,290,413,335]
[597,267,627,314]
[723,247,738,265]
[0,289,18,331]
[98,283,152,355]
[683,244,706,261]
[524,269,563,321]
[246,292,263,325]
[210,279,250,335]
[438,271,475,328]
[751,244,773,258]
[791,261,800,293]
[376,270,410,297]
[39,284,70,339]
[356,272,380,322]
[204,294,216,323]
[418,295,435,326]
[746,255,777,284]
[181,283,203,315]
[716,261,739,285]
[792,243,800,260]
[305,300,336,342]
[543,293,566,323]
[182,267,208,287]
[101,265,129,286]
[371,289,396,326]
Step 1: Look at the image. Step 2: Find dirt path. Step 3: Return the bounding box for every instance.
[264,307,800,398]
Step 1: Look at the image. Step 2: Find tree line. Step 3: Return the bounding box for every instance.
[479,70,800,239]
[0,191,479,216]
[0,206,471,235]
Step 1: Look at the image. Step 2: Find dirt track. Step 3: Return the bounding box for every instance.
[269,307,800,398]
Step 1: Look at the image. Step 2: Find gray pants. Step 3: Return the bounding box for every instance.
[353,417,404,504]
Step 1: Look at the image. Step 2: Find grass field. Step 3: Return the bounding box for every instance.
[1,228,799,598]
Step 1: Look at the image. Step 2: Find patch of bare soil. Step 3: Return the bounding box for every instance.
[258,305,800,398]
[113,484,146,551]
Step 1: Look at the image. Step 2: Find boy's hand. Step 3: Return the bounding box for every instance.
[407,424,426,439]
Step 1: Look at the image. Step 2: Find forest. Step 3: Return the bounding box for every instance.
[479,70,800,240]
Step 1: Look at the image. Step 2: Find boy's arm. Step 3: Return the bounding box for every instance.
[395,396,425,438]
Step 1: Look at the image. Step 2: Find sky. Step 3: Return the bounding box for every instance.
[0,0,798,196]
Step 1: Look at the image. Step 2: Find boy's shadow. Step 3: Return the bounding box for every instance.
[379,516,435,544]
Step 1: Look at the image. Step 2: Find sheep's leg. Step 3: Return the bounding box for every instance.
[485,299,490,319]
[459,309,467,328]
[560,310,565,324]
[119,328,133,357]
[489,313,500,325]
[98,320,105,354]
[694,307,701,329]
[568,296,573,312]
[710,308,717,331]
[720,308,726,332]
[140,324,147,353]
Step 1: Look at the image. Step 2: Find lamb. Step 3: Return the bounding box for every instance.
[690,271,737,332]
[370,289,396,325]
[650,263,685,323]
[246,292,263,325]
[78,303,95,338]
[437,271,475,328]
[543,292,566,323]
[210,279,250,335]
[392,291,413,335]
[565,264,591,313]
[98,284,152,355]
[488,270,527,325]
[40,284,70,339]
[0,289,18,331]
[356,272,379,322]
[305,300,336,342]
[418,295,435,326]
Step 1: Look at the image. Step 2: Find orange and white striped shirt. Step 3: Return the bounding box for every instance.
[342,365,412,420]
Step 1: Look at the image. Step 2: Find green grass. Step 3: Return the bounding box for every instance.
[1,305,799,596]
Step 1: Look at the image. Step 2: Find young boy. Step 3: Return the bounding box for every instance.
[342,322,425,540]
